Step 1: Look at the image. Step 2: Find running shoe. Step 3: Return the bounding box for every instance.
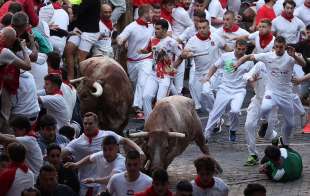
[244,155,259,166]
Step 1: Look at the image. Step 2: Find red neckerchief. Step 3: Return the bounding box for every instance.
[161,7,173,24]
[305,2,310,8]
[196,32,211,41]
[141,186,173,196]
[0,162,29,195]
[26,130,37,138]
[136,18,149,28]
[281,11,294,22]
[176,2,185,9]
[50,70,62,76]
[259,32,273,49]
[84,129,99,144]
[195,176,215,189]
[219,0,228,9]
[223,24,240,33]
[52,2,62,9]
[101,18,113,31]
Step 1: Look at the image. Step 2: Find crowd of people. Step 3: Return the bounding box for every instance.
[0,0,308,195]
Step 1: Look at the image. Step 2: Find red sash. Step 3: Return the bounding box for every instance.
[195,176,215,189]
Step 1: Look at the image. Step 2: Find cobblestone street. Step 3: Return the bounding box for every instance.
[127,109,310,196]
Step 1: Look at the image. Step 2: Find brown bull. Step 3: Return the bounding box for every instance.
[72,56,133,134]
[129,95,209,170]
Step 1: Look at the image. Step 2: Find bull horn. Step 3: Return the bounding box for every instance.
[129,131,149,138]
[167,132,186,138]
[91,81,103,97]
[69,77,85,83]
[144,160,151,170]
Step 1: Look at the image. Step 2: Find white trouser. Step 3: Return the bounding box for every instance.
[261,91,295,145]
[143,73,172,120]
[245,97,278,156]
[204,88,246,136]
[173,60,185,94]
[127,59,153,109]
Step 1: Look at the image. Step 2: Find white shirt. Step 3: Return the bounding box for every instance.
[11,71,40,117]
[16,136,43,178]
[30,53,48,90]
[248,31,275,54]
[151,36,181,65]
[254,51,295,96]
[65,130,121,184]
[118,21,153,61]
[108,171,152,196]
[185,34,224,76]
[50,8,69,30]
[6,168,35,196]
[172,7,193,37]
[89,152,125,191]
[61,83,77,120]
[243,62,268,99]
[208,0,225,27]
[215,26,249,49]
[215,51,254,90]
[191,177,229,196]
[39,94,70,131]
[294,4,310,25]
[272,15,306,44]
[93,21,113,53]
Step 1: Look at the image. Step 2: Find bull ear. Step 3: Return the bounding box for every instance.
[129,131,149,138]
[167,132,186,138]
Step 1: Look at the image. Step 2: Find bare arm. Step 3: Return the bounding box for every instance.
[211,17,224,26]
[201,65,218,83]
[233,54,256,69]
[64,155,91,169]
[28,33,38,62]
[0,134,17,145]
[13,40,31,71]
[223,44,233,52]
[287,46,306,67]
[120,137,144,156]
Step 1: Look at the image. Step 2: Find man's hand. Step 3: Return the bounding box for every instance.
[259,164,268,174]
[64,162,78,169]
[287,46,296,57]
[292,76,303,85]
[180,49,193,59]
[248,73,262,83]
[81,178,95,184]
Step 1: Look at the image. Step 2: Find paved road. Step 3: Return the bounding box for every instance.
[125,98,310,196]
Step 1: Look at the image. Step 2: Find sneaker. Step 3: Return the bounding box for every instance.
[258,122,268,138]
[229,130,236,142]
[271,137,279,146]
[244,155,259,166]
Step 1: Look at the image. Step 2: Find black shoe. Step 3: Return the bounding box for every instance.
[258,122,268,138]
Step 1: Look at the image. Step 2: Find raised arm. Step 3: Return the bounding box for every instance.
[0,133,17,145]
[233,54,256,69]
[201,65,218,83]
[64,155,91,170]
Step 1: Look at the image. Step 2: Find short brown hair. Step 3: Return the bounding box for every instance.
[283,0,296,8]
[194,156,217,173]
[259,19,272,26]
[138,4,152,17]
[84,112,98,123]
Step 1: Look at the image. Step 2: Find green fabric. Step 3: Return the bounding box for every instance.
[244,155,258,166]
[267,148,303,182]
[32,29,53,54]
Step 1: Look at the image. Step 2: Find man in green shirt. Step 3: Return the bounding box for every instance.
[259,145,303,182]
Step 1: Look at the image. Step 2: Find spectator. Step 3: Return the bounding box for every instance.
[0,116,43,178]
[65,135,125,193]
[107,150,152,196]
[243,183,266,196]
[38,74,71,131]
[36,164,77,196]
[175,180,193,196]
[0,0,39,26]
[47,51,78,123]
[59,125,76,141]
[259,145,303,182]
[37,114,69,155]
[10,71,40,125]
[135,168,173,196]
[62,112,145,195]
[46,144,80,194]
[191,156,228,196]
[0,142,35,196]
[0,154,9,172]
[21,187,41,196]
